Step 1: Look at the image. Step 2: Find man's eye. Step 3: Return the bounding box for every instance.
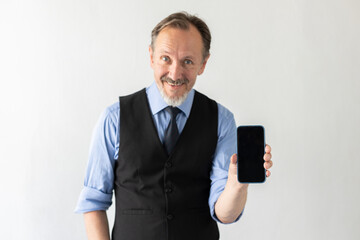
[184,59,193,65]
[162,56,170,62]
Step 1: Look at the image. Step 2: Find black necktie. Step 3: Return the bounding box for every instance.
[164,107,181,155]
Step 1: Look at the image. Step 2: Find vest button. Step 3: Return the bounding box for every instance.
[167,214,174,220]
[165,187,173,193]
[165,161,172,168]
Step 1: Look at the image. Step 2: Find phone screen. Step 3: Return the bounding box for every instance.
[237,125,266,183]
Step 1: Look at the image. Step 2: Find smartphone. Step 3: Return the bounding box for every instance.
[237,125,266,183]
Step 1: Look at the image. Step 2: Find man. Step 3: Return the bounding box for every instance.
[75,12,273,240]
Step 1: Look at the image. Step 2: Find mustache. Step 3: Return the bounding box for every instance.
[161,76,189,85]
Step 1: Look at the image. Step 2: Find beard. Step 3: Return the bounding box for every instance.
[159,76,190,107]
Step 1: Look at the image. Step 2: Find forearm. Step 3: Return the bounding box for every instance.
[214,181,249,224]
[84,210,110,240]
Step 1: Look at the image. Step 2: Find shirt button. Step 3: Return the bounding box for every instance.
[165,161,172,168]
[167,214,174,220]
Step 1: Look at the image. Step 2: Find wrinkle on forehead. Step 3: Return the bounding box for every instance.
[154,26,203,61]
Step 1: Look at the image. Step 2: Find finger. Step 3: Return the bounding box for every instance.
[230,154,237,165]
[265,144,271,153]
[263,153,272,161]
[266,170,271,177]
[264,160,273,170]
[228,154,238,176]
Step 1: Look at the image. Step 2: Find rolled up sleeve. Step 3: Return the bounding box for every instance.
[209,103,243,223]
[75,103,119,213]
[74,186,113,213]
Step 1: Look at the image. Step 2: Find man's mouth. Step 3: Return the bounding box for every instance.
[161,76,189,87]
[167,81,182,86]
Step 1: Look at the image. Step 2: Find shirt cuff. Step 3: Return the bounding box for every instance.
[74,186,113,213]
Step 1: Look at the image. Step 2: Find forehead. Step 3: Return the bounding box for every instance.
[154,25,203,57]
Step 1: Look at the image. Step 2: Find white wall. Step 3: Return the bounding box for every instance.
[0,0,359,239]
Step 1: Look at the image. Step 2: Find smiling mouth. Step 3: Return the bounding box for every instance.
[167,81,183,86]
[161,76,189,87]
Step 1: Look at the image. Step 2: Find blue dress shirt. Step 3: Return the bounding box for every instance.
[75,82,241,223]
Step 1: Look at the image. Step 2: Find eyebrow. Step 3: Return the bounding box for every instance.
[160,51,195,60]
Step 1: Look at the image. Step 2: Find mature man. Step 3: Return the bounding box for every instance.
[75,12,273,240]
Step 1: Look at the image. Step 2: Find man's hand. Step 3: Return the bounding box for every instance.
[228,144,273,185]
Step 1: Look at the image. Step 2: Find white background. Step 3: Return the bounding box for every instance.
[1,0,359,239]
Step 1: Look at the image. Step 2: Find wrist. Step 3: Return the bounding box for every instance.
[225,178,249,193]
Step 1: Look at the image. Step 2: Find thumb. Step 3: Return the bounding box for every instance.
[228,154,238,176]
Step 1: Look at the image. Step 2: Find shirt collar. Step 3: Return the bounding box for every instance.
[146,82,194,118]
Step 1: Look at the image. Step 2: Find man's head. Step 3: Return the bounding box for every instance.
[149,12,211,106]
[151,12,211,60]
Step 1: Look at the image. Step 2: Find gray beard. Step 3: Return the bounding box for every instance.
[159,86,189,107]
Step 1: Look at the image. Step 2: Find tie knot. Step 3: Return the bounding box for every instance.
[165,106,181,119]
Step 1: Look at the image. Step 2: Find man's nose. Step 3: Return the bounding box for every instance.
[168,61,183,80]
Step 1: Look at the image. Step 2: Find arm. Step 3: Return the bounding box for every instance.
[214,154,248,223]
[209,104,273,224]
[75,103,120,235]
[209,105,245,224]
[215,146,273,223]
[84,211,110,240]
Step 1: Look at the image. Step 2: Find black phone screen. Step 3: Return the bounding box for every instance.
[237,126,266,183]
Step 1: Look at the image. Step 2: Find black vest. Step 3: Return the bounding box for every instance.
[112,89,219,240]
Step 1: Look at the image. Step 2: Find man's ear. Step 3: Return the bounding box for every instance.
[198,54,210,75]
[149,45,154,69]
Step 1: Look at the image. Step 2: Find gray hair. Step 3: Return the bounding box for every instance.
[151,12,211,60]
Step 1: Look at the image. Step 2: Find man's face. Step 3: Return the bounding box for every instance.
[149,24,209,106]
